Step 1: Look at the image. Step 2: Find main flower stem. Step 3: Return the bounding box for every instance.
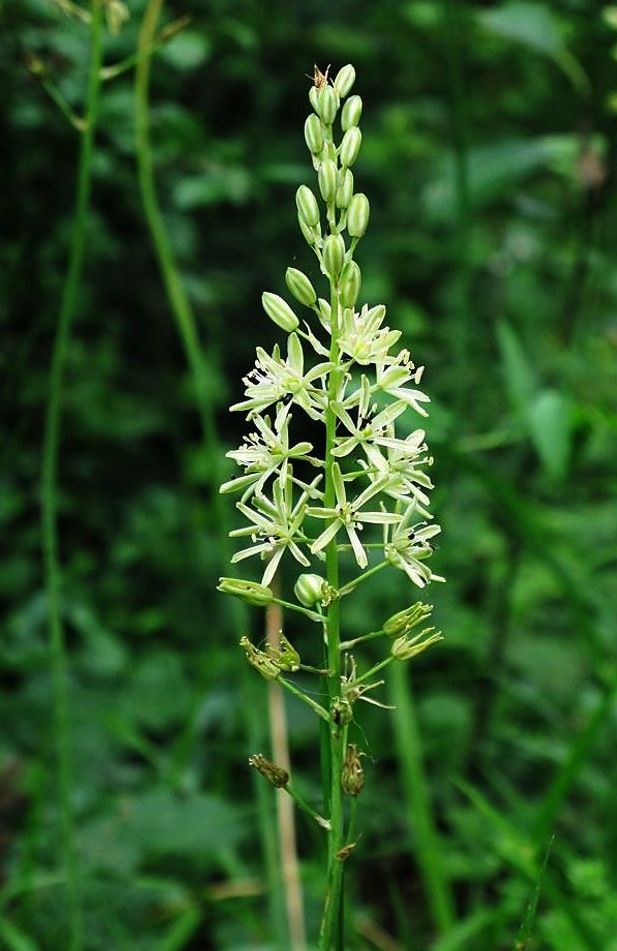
[319,271,346,951]
[40,3,103,948]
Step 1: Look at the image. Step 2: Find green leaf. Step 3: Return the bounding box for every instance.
[496,321,537,420]
[160,32,211,70]
[527,389,573,480]
[0,920,39,951]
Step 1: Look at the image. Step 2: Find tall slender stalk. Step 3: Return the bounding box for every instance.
[134,9,285,946]
[389,663,455,934]
[40,3,103,947]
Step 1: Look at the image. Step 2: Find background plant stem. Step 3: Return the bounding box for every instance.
[389,662,455,935]
[134,7,285,946]
[39,3,103,948]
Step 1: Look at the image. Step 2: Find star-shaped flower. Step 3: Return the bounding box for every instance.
[383,508,444,587]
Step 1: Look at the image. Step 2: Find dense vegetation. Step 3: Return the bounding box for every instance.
[2,1,616,949]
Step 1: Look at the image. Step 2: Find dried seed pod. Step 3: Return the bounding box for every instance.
[249,753,289,788]
[341,744,364,796]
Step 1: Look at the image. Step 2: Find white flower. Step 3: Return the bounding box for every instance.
[384,509,444,587]
[374,356,431,417]
[230,476,321,586]
[332,398,408,466]
[230,332,331,420]
[308,463,399,568]
[364,428,434,508]
[220,406,318,501]
[338,304,401,366]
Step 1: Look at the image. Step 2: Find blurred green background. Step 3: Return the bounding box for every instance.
[2,0,617,948]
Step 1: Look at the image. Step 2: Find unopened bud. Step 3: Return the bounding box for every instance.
[298,216,318,247]
[296,185,320,228]
[323,234,346,278]
[341,744,364,796]
[347,193,370,238]
[334,64,356,99]
[285,268,316,307]
[336,168,354,209]
[342,95,363,131]
[262,292,299,332]
[268,634,301,672]
[340,127,362,168]
[391,628,443,661]
[339,261,361,309]
[304,113,324,155]
[382,602,433,637]
[318,158,338,203]
[249,753,289,788]
[218,577,273,606]
[294,572,326,607]
[317,84,338,125]
[309,85,320,112]
[240,635,280,680]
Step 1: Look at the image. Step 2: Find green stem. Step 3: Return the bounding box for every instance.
[351,655,394,687]
[134,9,285,948]
[389,662,455,935]
[338,560,388,597]
[318,271,347,951]
[273,597,323,623]
[40,4,103,948]
[278,677,329,722]
[339,630,383,651]
[285,784,331,831]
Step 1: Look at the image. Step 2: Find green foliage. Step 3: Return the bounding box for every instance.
[2,0,617,948]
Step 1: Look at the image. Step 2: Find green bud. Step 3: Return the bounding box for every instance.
[391,628,443,661]
[334,64,356,99]
[298,216,317,247]
[317,84,338,125]
[336,168,354,209]
[285,267,316,307]
[268,633,301,672]
[218,577,274,607]
[341,743,364,796]
[318,298,331,322]
[382,602,433,637]
[296,184,320,227]
[294,572,326,607]
[341,95,363,131]
[318,158,338,203]
[240,635,280,680]
[309,85,320,112]
[322,234,346,278]
[340,126,362,168]
[262,292,299,332]
[339,261,361,309]
[347,193,370,238]
[304,113,324,154]
[248,753,289,788]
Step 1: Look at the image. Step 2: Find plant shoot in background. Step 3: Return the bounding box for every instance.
[219,63,445,949]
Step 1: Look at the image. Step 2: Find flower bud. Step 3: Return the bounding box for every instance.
[347,193,370,238]
[304,113,324,154]
[317,84,338,125]
[218,577,274,607]
[341,95,363,131]
[340,126,362,168]
[298,216,317,247]
[294,572,326,607]
[336,168,354,209]
[382,602,432,637]
[296,184,320,228]
[285,267,316,307]
[309,85,320,112]
[339,261,361,309]
[249,753,289,788]
[391,628,443,661]
[262,292,299,332]
[318,158,338,203]
[341,743,364,796]
[334,64,356,99]
[323,234,345,278]
[240,635,280,680]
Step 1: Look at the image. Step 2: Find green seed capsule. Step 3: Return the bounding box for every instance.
[318,158,338,202]
[347,192,370,238]
[341,95,362,131]
[294,572,326,607]
[323,234,345,278]
[304,113,324,154]
[262,292,299,332]
[296,184,320,227]
[339,261,361,308]
[285,267,316,307]
[336,168,354,209]
[317,84,338,125]
[340,126,362,168]
[334,63,356,99]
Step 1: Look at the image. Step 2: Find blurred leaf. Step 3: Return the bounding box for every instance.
[0,920,39,951]
[497,321,537,419]
[160,32,211,70]
[527,389,573,480]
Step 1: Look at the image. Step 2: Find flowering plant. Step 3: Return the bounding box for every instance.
[219,63,444,950]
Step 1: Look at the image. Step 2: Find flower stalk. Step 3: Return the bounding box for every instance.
[220,63,446,950]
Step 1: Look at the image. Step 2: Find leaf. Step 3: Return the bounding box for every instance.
[160,32,211,70]
[527,389,573,480]
[514,837,554,949]
[496,321,537,420]
[477,2,589,91]
[0,920,39,951]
